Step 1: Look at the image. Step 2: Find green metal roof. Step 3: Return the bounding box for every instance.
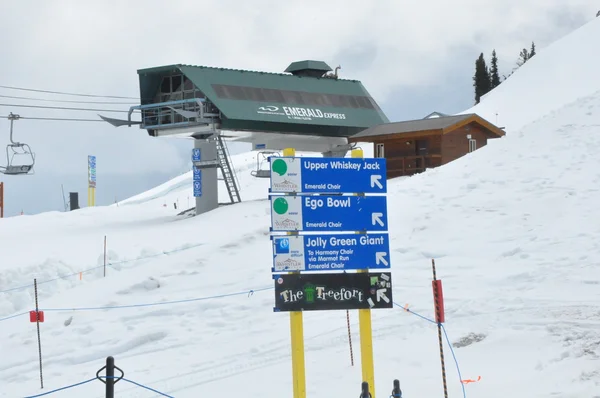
[137,63,389,137]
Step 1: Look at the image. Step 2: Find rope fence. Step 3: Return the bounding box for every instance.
[3,282,467,398]
[23,376,174,398]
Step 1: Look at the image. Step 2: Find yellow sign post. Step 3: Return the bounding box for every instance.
[352,147,376,397]
[283,147,306,398]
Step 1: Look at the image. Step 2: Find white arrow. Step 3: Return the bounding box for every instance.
[376,288,390,303]
[372,213,384,227]
[370,175,383,189]
[375,252,388,266]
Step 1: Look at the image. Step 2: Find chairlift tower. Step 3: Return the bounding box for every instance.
[98,61,388,216]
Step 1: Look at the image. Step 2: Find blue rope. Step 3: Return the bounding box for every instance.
[0,311,29,322]
[0,243,204,295]
[393,302,467,398]
[22,377,96,397]
[120,377,175,397]
[0,286,273,322]
[39,286,273,312]
[21,376,175,397]
[441,324,466,398]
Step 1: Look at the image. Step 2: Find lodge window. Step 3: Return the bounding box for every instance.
[375,143,384,158]
[468,138,477,152]
[210,83,379,110]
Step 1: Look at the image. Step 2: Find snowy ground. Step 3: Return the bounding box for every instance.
[1,89,599,397]
[2,18,600,398]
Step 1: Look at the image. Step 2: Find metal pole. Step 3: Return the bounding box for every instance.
[34,279,44,389]
[361,381,371,398]
[353,148,376,398]
[346,309,354,366]
[392,379,402,397]
[0,182,4,218]
[103,236,107,277]
[432,259,449,398]
[105,356,115,398]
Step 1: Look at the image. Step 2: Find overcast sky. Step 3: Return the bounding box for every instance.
[0,0,597,216]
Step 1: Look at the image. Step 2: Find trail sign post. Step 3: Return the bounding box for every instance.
[269,148,391,398]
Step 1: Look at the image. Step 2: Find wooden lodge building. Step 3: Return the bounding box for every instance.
[348,113,505,178]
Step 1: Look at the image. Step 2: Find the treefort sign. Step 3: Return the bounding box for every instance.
[268,147,392,398]
[274,272,392,311]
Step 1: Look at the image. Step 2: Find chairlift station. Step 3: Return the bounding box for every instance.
[100,60,389,215]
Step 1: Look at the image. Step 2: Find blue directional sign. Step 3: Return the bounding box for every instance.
[193,166,202,197]
[272,233,390,272]
[88,155,97,188]
[192,148,201,162]
[269,157,387,194]
[270,195,388,232]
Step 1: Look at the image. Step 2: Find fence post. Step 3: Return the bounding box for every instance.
[105,356,115,398]
[0,182,4,218]
[361,381,371,398]
[34,279,44,389]
[391,379,402,397]
[432,259,449,398]
[103,236,107,277]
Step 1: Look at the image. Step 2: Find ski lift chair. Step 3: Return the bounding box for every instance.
[251,150,280,178]
[0,113,35,175]
[0,142,35,175]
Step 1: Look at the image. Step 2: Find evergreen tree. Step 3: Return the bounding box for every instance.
[517,48,530,67]
[473,53,491,104]
[530,41,536,58]
[489,49,501,89]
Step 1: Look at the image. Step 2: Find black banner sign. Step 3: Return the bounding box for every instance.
[273,272,393,311]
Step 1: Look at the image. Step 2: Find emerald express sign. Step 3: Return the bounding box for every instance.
[257,105,346,121]
[273,272,393,311]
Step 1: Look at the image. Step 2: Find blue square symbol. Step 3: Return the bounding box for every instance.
[274,238,290,254]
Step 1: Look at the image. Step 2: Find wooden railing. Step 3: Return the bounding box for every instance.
[386,154,441,177]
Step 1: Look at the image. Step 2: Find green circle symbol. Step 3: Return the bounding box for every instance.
[272,159,288,176]
[273,197,289,215]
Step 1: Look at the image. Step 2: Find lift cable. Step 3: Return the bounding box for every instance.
[0,84,139,100]
[0,103,139,113]
[0,115,114,122]
[0,94,137,105]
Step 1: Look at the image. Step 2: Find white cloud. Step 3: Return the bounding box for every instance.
[2,0,596,102]
[0,0,596,212]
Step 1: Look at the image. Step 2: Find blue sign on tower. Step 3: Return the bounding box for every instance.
[192,148,201,162]
[193,167,202,197]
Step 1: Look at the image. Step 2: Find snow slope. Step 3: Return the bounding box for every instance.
[461,17,600,133]
[1,89,599,397]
